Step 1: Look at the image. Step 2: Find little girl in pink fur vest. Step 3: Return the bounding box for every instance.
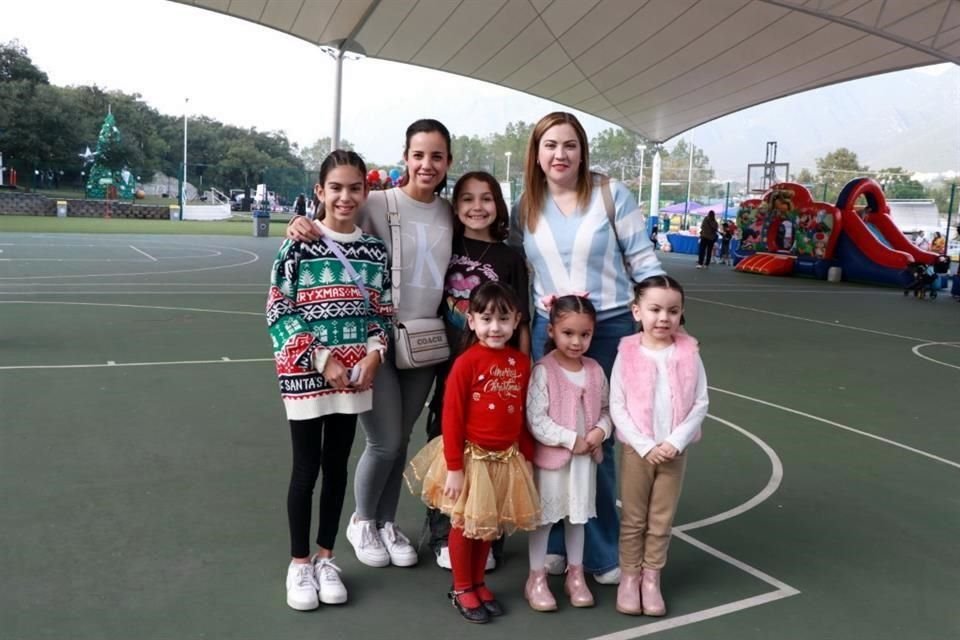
[609,275,708,618]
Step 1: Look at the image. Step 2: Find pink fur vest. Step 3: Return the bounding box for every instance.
[614,332,702,445]
[531,351,604,470]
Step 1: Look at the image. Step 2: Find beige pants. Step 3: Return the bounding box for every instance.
[618,445,687,571]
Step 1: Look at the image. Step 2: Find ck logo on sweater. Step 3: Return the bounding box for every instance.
[404,222,446,289]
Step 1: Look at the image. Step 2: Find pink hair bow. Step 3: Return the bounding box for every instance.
[540,291,589,311]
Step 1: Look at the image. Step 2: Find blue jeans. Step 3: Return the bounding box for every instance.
[532,311,636,574]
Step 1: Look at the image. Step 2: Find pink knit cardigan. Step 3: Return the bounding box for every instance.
[530,351,604,470]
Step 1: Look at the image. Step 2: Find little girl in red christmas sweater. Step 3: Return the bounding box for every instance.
[406,281,540,624]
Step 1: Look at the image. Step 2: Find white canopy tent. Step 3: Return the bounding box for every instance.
[170,0,960,144]
[169,0,960,221]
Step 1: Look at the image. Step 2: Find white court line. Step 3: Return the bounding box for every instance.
[594,415,798,639]
[0,357,272,371]
[0,291,262,295]
[589,586,798,640]
[0,244,260,280]
[129,245,158,262]
[688,296,936,343]
[911,342,960,371]
[709,386,960,470]
[0,258,154,262]
[675,415,783,533]
[0,282,264,287]
[0,300,262,316]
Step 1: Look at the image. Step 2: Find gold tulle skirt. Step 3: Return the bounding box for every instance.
[405,437,541,541]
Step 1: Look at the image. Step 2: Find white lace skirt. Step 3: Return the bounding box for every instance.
[535,452,597,525]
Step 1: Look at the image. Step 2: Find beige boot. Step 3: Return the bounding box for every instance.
[524,569,558,612]
[640,568,666,616]
[616,570,642,615]
[564,564,595,607]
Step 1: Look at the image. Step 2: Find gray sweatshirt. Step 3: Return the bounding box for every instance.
[359,188,453,323]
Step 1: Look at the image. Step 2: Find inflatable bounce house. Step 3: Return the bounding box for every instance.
[733,179,945,286]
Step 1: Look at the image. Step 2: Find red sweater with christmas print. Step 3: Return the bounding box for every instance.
[441,343,534,471]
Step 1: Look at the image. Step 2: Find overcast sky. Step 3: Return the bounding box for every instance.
[2,0,957,180]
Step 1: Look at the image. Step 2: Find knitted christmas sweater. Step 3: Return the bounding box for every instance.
[267,226,393,420]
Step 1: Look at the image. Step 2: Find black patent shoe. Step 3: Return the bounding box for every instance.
[448,588,490,624]
[474,583,504,617]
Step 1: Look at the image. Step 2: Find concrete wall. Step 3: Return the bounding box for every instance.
[0,191,170,219]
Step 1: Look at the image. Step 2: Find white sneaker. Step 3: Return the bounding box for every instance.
[485,549,496,572]
[544,554,566,576]
[378,522,418,567]
[313,556,348,604]
[285,562,319,611]
[593,566,622,585]
[435,545,452,570]
[345,514,390,567]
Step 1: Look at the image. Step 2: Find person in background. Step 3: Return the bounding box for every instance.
[293,193,307,216]
[696,210,718,269]
[930,231,945,254]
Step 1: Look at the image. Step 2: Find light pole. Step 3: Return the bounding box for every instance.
[504,151,512,182]
[180,97,189,221]
[637,144,645,204]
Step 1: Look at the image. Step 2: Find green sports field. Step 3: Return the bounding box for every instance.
[1,226,957,640]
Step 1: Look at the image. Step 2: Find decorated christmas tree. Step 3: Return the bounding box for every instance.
[85,109,135,200]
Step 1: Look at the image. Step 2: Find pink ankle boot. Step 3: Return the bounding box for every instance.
[564,564,595,607]
[640,568,666,616]
[525,569,558,612]
[616,570,642,615]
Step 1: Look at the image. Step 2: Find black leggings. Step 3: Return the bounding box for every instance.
[288,414,357,558]
[698,238,716,266]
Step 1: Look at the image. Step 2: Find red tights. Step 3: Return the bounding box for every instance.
[449,527,493,608]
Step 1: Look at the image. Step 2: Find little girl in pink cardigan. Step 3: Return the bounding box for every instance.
[609,275,708,618]
[524,294,612,612]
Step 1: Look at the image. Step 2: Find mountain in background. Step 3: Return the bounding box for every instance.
[690,64,959,181]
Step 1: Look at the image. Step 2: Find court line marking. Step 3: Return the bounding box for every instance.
[0,357,272,371]
[0,291,263,295]
[0,258,155,263]
[685,288,892,295]
[675,415,783,533]
[0,300,262,316]
[594,415,798,639]
[709,386,960,470]
[0,244,260,280]
[0,282,263,287]
[911,342,960,371]
[687,296,937,343]
[129,245,158,262]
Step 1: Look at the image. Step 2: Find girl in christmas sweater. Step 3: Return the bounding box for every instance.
[406,281,540,624]
[525,294,612,612]
[610,275,708,617]
[267,150,393,612]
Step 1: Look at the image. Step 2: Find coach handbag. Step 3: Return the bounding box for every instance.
[385,190,450,369]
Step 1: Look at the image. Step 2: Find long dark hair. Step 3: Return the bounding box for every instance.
[314,149,367,221]
[543,294,597,354]
[633,275,686,329]
[452,171,509,241]
[462,281,521,351]
[403,118,452,196]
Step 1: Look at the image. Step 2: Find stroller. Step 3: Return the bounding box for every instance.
[904,262,938,299]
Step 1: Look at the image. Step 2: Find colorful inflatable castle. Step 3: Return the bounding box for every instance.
[733,182,840,279]
[733,179,946,287]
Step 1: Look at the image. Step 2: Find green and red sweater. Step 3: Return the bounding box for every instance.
[267,226,393,420]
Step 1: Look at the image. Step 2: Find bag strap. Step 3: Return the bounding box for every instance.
[385,189,402,311]
[320,234,370,314]
[599,176,633,276]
